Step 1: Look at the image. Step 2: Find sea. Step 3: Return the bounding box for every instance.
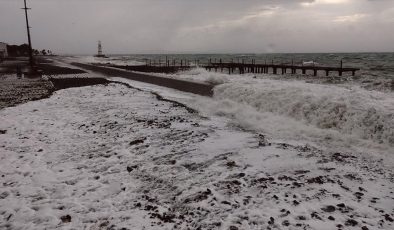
[72,53,394,153]
[77,52,394,91]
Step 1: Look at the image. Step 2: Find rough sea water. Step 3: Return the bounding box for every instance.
[83,53,394,91]
[75,53,394,154]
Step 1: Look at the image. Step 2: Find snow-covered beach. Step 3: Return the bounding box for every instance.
[2,0,394,228]
[0,60,393,229]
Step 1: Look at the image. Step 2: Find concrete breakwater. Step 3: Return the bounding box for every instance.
[71,62,213,96]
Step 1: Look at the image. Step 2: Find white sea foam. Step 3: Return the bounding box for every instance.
[164,68,394,151]
[215,80,393,144]
[144,67,231,85]
[302,60,319,66]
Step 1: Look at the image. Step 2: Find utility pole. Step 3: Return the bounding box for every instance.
[22,0,35,70]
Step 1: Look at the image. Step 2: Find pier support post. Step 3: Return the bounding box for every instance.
[339,60,343,76]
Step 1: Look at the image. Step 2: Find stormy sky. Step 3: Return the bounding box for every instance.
[1,0,393,54]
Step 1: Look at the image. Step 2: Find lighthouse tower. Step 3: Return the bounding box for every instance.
[95,41,106,57]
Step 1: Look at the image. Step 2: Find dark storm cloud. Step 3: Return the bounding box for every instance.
[0,0,393,54]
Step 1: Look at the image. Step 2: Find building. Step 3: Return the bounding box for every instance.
[0,42,8,58]
[94,40,107,58]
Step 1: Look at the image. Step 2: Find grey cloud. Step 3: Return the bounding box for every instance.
[0,0,393,54]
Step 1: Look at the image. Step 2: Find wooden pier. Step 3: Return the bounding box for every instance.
[101,57,360,77]
[203,60,360,76]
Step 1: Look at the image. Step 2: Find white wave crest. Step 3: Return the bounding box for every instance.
[302,60,319,66]
[213,80,394,146]
[73,56,145,66]
[147,67,230,85]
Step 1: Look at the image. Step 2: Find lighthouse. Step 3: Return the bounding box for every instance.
[95,41,107,58]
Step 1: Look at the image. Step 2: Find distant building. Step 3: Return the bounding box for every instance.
[0,42,8,58]
[94,41,107,58]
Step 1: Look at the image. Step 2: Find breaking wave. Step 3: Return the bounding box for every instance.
[213,80,394,146]
[152,67,393,148]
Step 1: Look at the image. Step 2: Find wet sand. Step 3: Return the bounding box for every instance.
[0,75,54,110]
[0,58,96,110]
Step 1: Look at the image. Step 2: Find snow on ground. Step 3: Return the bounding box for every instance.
[0,81,393,230]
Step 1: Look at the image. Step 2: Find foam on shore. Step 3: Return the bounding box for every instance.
[163,68,394,151]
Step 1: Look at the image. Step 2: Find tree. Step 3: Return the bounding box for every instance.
[41,49,47,55]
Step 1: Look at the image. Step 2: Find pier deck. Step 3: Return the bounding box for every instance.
[203,62,360,76]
